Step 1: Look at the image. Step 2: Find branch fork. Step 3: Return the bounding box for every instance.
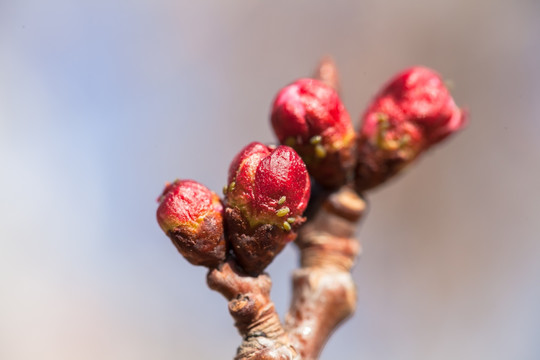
[156,58,466,359]
[208,186,366,360]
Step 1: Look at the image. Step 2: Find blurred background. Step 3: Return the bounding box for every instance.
[1,0,539,359]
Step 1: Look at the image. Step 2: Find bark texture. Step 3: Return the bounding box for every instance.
[207,260,300,360]
[286,186,366,360]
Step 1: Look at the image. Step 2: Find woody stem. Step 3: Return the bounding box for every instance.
[207,259,299,360]
[285,186,366,360]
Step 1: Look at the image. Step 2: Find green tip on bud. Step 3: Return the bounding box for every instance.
[314,144,327,158]
[310,135,322,145]
[276,206,290,217]
[282,221,292,231]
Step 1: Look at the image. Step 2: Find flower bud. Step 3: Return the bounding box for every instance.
[355,66,467,192]
[271,78,356,188]
[224,142,311,274]
[156,179,227,267]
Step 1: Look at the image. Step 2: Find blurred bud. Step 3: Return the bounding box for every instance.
[224,142,311,274]
[355,66,467,192]
[157,179,227,267]
[271,78,356,188]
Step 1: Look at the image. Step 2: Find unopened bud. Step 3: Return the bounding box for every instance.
[356,66,467,192]
[225,142,311,274]
[156,179,227,267]
[271,78,356,188]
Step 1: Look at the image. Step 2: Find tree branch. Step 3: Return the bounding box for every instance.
[207,259,300,360]
[286,186,366,360]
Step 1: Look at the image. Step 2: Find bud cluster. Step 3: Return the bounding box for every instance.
[270,65,466,192]
[157,143,310,275]
[155,60,467,360]
[156,62,466,276]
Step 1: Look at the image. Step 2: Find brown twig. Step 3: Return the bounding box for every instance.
[285,186,366,360]
[313,57,340,93]
[207,259,300,360]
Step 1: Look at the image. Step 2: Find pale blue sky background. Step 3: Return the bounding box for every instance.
[1,1,539,359]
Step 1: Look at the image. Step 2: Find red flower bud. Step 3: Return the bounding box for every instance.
[157,179,227,267]
[271,78,356,188]
[225,142,311,274]
[355,66,467,192]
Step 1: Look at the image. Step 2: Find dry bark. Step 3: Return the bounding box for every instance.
[285,186,366,360]
[207,260,300,360]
